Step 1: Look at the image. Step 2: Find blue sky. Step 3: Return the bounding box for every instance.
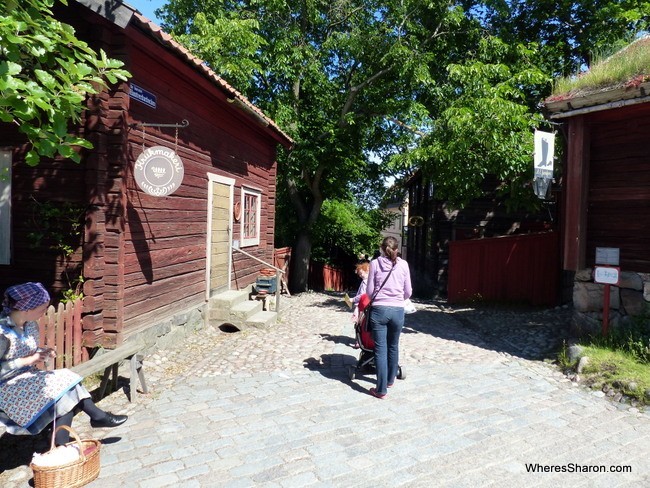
[125,0,166,25]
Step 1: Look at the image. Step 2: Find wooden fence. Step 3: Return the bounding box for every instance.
[37,298,85,370]
[273,246,292,277]
[447,232,560,307]
[309,262,349,292]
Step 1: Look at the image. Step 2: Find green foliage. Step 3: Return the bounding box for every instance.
[27,197,86,258]
[394,36,550,209]
[464,0,650,78]
[561,312,650,405]
[173,11,264,91]
[159,0,649,283]
[27,197,86,300]
[310,199,390,264]
[61,275,84,303]
[577,347,650,404]
[0,0,131,165]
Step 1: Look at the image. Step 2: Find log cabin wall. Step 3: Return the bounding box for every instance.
[0,128,87,297]
[120,25,279,338]
[583,103,650,272]
[3,5,288,348]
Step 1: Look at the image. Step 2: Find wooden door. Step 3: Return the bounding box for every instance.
[207,174,235,297]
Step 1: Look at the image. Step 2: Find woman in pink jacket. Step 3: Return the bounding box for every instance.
[365,236,412,398]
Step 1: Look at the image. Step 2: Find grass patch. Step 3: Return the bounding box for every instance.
[578,346,650,403]
[552,35,650,96]
[560,316,650,405]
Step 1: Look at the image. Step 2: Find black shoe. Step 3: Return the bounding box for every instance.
[90,413,128,428]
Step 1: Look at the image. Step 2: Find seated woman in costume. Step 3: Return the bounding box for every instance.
[0,282,128,446]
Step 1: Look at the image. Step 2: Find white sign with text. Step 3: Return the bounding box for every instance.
[594,266,620,285]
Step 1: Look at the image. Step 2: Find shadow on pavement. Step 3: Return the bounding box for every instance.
[295,291,570,363]
[319,333,356,348]
[307,294,350,311]
[0,429,50,472]
[403,300,572,361]
[303,354,368,394]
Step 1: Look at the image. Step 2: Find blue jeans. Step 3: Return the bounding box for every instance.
[370,306,404,395]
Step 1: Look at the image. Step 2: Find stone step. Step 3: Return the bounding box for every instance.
[209,289,251,308]
[209,289,252,320]
[245,310,278,329]
[207,287,278,331]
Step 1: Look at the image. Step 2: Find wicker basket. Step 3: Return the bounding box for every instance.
[31,425,101,488]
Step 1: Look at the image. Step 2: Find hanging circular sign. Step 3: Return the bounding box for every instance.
[134,145,184,197]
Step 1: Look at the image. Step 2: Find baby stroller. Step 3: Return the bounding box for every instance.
[347,293,405,381]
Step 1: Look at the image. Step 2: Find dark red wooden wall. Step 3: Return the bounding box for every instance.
[447,232,560,306]
[1,6,287,347]
[562,102,650,273]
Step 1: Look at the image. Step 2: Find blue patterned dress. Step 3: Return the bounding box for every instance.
[0,316,90,435]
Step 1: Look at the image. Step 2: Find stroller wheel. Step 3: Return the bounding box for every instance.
[397,366,406,380]
[348,366,356,381]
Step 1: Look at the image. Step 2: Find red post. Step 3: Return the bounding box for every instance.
[602,283,610,337]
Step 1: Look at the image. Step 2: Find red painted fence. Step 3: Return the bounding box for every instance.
[447,232,560,307]
[309,262,349,292]
[37,298,85,370]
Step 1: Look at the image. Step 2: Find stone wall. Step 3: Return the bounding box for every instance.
[128,304,206,352]
[572,268,650,337]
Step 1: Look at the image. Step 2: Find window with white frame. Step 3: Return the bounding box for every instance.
[240,187,261,247]
[0,150,11,265]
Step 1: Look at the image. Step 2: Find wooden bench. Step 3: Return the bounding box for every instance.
[71,340,148,402]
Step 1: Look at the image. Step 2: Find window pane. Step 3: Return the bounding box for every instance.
[244,193,258,239]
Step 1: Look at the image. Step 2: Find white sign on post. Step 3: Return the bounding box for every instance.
[594,266,620,285]
[595,247,620,266]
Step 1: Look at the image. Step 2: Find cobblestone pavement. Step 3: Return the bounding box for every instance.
[2,292,649,487]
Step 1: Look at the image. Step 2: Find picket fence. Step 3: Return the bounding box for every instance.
[37,298,84,370]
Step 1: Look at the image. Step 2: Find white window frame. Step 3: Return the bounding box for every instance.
[0,150,11,265]
[240,186,261,247]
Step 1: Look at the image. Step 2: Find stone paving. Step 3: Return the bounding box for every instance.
[1,292,649,487]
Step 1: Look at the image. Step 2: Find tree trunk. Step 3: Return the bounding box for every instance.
[289,229,312,293]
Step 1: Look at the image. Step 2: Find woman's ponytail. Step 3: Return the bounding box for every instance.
[381,236,399,265]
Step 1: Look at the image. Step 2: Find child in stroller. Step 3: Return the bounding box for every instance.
[348,293,405,382]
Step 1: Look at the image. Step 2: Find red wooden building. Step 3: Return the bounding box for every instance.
[0,0,292,348]
[543,36,650,332]
[405,170,557,302]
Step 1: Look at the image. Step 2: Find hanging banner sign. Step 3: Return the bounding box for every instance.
[533,130,555,178]
[134,146,184,197]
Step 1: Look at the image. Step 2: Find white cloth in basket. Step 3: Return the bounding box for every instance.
[31,445,80,467]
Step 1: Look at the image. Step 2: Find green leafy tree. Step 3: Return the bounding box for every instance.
[0,0,131,165]
[310,199,392,264]
[462,0,650,77]
[394,36,550,209]
[414,0,650,207]
[158,0,460,292]
[157,0,649,292]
